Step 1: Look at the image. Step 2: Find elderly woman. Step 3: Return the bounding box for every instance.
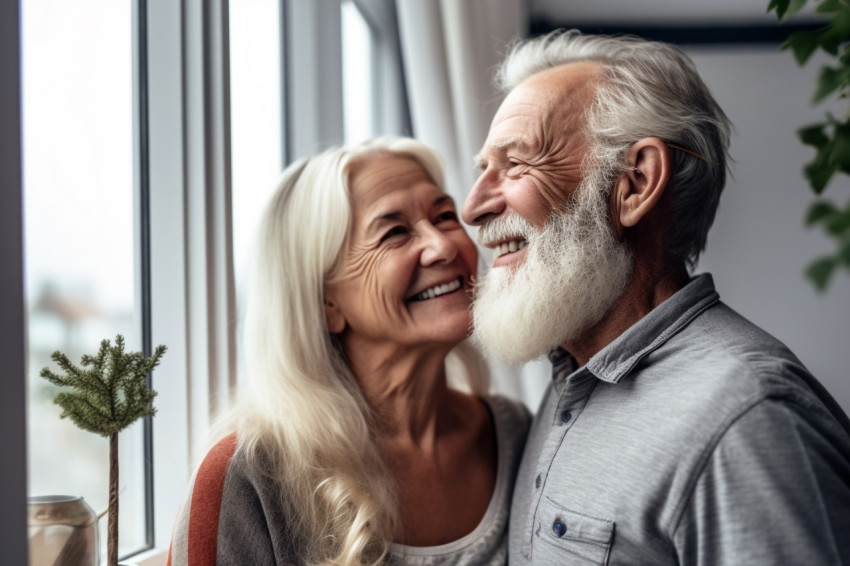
[168,137,530,565]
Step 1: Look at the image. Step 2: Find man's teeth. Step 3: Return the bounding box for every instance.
[495,239,528,257]
[412,278,461,301]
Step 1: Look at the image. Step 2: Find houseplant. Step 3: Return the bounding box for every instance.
[40,334,166,566]
[768,0,850,290]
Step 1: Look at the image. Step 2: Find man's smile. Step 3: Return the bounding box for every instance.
[494,238,528,257]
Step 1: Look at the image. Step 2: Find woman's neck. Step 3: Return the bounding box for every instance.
[342,339,497,547]
[344,341,454,450]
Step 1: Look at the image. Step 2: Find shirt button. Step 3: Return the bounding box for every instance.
[552,519,567,537]
[535,474,542,488]
[561,411,572,423]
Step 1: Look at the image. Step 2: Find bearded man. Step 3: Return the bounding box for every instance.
[464,29,850,565]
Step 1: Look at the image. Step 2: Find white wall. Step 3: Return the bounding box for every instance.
[531,0,821,25]
[689,46,850,414]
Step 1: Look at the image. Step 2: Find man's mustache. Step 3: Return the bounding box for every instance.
[476,214,535,247]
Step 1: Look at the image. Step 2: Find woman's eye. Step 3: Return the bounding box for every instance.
[435,211,459,224]
[379,226,408,243]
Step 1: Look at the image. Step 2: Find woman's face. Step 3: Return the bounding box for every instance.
[325,155,477,353]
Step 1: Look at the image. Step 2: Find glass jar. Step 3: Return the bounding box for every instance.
[28,495,99,566]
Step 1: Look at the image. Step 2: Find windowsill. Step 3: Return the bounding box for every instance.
[122,547,168,566]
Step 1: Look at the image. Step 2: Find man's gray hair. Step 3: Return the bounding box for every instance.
[497,29,732,269]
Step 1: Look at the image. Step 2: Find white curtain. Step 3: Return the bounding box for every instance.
[395,0,551,410]
[395,0,525,202]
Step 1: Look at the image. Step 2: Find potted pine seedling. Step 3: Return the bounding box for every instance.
[40,335,166,566]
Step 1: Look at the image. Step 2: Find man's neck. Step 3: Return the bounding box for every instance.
[564,262,689,367]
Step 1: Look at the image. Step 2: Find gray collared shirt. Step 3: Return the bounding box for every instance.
[509,273,850,565]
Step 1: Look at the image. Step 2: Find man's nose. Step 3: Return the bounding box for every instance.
[462,169,505,226]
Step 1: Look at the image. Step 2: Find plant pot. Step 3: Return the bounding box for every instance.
[28,495,99,566]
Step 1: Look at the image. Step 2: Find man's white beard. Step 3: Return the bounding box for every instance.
[471,173,633,365]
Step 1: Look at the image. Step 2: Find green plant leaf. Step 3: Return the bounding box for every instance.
[825,111,841,126]
[770,0,809,19]
[803,149,838,193]
[840,44,850,66]
[832,122,850,173]
[805,255,838,291]
[782,29,821,64]
[786,0,810,17]
[805,199,840,226]
[818,9,850,55]
[824,208,850,235]
[816,0,844,15]
[812,65,849,103]
[768,0,792,19]
[798,122,829,147]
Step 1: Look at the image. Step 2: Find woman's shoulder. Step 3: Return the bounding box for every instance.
[197,433,240,479]
[169,433,287,565]
[480,393,532,465]
[482,393,532,430]
[168,434,244,565]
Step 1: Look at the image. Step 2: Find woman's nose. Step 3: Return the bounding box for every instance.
[419,225,458,266]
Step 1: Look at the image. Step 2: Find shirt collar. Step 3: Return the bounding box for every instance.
[580,273,720,384]
[548,347,577,393]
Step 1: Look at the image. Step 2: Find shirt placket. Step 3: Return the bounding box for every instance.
[526,363,599,556]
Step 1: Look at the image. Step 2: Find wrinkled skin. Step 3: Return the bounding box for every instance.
[326,156,478,360]
[463,61,602,268]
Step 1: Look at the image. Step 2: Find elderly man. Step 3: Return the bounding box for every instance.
[463,29,850,565]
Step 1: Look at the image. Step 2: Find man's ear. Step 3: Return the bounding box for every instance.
[610,137,671,235]
[324,295,346,334]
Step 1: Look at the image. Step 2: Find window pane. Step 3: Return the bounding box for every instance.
[229,0,284,388]
[342,0,375,144]
[22,0,147,559]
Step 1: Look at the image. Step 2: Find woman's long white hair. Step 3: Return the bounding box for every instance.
[210,137,487,565]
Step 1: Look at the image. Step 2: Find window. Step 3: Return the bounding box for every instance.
[229,0,284,386]
[11,1,404,564]
[22,0,149,558]
[342,0,376,144]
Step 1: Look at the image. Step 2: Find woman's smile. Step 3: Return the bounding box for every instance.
[408,276,464,302]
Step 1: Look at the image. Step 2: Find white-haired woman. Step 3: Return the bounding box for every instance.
[167,137,530,565]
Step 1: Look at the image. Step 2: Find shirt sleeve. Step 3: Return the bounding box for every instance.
[672,397,850,565]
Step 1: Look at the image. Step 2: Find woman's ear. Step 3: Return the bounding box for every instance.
[324,296,346,334]
[609,137,672,235]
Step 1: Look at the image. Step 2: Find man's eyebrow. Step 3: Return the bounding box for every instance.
[473,137,528,169]
[494,137,523,150]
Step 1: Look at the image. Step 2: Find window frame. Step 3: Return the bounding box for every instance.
[135,0,356,562]
[1,1,28,564]
[132,0,236,561]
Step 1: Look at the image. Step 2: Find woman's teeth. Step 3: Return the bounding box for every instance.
[495,239,527,257]
[411,278,461,301]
